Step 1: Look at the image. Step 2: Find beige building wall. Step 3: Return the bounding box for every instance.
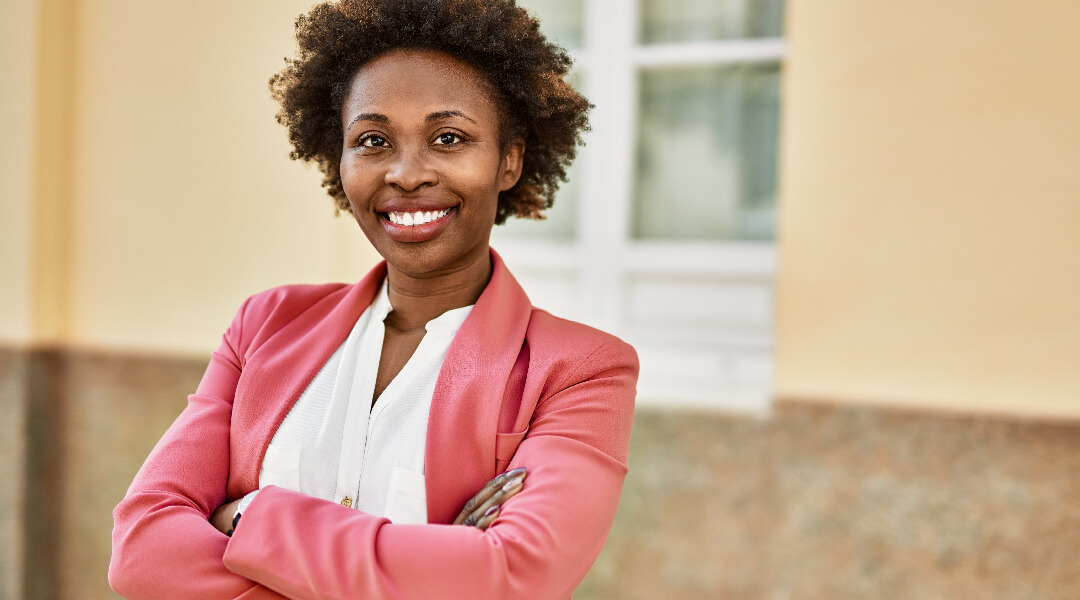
[3,0,380,357]
[776,0,1080,418]
[9,1,1079,406]
[0,0,38,345]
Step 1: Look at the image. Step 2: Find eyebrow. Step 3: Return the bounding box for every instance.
[345,109,477,131]
[426,110,476,124]
[345,112,389,131]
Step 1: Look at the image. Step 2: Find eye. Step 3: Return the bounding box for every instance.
[433,132,463,145]
[359,134,388,148]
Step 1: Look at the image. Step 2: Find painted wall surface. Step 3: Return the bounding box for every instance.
[776,0,1080,416]
[9,0,1080,414]
[0,0,37,344]
[68,0,380,355]
[1,0,380,356]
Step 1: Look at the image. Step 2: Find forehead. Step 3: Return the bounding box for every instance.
[342,49,501,124]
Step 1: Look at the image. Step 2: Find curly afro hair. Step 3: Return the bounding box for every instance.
[269,0,591,224]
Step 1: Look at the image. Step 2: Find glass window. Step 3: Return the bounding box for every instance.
[487,0,785,409]
[632,63,780,241]
[640,0,784,44]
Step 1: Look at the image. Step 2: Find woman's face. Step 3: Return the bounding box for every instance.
[339,49,524,278]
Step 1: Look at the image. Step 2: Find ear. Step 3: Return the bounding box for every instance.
[497,139,526,192]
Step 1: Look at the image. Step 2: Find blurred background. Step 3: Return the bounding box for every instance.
[2,0,1079,598]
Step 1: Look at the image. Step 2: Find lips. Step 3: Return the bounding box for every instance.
[386,208,452,226]
[379,206,457,243]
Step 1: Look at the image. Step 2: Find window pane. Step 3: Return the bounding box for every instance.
[640,0,784,44]
[632,63,780,241]
[517,0,584,49]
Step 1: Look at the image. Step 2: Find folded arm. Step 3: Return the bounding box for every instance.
[223,341,637,600]
[110,289,637,600]
[109,376,289,599]
[110,297,289,600]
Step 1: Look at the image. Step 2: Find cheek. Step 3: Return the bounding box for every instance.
[456,156,505,202]
[340,162,378,203]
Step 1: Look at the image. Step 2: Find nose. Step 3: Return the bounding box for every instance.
[384,147,438,191]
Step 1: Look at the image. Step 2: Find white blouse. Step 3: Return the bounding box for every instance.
[259,280,473,524]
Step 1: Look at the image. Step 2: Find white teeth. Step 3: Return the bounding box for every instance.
[387,208,450,227]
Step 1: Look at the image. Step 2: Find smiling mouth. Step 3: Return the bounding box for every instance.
[384,208,453,227]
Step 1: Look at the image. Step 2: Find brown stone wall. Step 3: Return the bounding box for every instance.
[0,348,205,600]
[55,352,206,600]
[3,348,1078,599]
[0,349,29,600]
[581,404,1080,600]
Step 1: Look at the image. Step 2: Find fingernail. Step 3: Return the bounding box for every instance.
[505,467,526,477]
[484,505,501,517]
[502,479,522,493]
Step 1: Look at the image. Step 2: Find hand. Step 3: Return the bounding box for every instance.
[452,467,527,530]
[210,498,242,535]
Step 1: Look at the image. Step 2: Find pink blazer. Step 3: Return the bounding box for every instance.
[109,250,638,600]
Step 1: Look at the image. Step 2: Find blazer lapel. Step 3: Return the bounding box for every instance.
[424,250,533,524]
[231,262,387,494]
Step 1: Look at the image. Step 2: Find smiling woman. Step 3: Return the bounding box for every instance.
[108,1,637,600]
[339,49,524,280]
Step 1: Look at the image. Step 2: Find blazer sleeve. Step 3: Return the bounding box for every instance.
[221,339,638,600]
[109,297,288,600]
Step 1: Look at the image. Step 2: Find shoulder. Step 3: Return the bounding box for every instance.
[526,308,638,361]
[484,254,639,381]
[525,308,639,391]
[243,282,350,314]
[226,282,353,358]
[240,282,351,326]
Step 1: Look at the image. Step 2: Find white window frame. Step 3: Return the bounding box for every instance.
[493,0,785,413]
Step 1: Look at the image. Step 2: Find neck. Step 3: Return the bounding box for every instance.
[383,250,492,332]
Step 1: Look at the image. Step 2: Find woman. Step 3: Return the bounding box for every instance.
[109,1,637,598]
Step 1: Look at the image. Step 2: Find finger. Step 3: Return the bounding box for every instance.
[453,479,499,525]
[453,468,524,525]
[452,467,526,525]
[466,475,525,527]
[473,505,501,531]
[466,473,525,527]
[452,474,507,525]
